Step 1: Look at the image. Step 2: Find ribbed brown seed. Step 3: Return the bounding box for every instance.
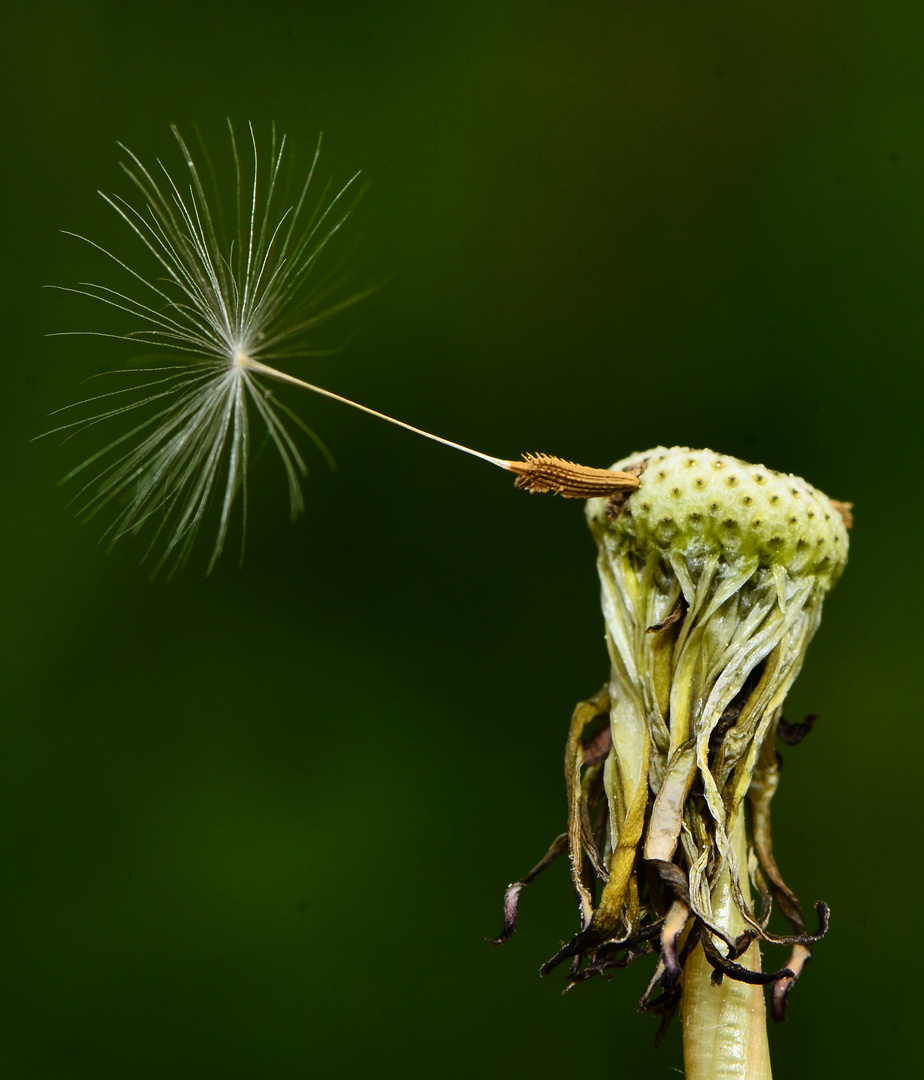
[506,453,641,499]
[829,500,854,530]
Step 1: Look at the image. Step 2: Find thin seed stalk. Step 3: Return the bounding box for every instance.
[681,812,772,1080]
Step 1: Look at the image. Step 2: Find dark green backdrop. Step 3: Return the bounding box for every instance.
[2,3,920,1077]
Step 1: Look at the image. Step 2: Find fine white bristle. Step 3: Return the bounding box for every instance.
[44,122,373,573]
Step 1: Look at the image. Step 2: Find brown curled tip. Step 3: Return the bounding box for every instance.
[506,454,641,499]
[829,500,853,529]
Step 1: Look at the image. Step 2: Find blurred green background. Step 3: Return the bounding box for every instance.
[1,2,920,1077]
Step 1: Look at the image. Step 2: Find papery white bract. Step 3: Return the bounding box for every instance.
[49,122,362,573]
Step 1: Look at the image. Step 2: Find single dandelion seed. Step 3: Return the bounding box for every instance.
[44,122,639,573]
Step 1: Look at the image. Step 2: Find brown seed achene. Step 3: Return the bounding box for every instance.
[506,454,641,499]
[829,500,853,529]
[646,594,687,635]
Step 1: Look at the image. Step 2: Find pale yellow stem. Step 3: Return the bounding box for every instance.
[681,815,772,1080]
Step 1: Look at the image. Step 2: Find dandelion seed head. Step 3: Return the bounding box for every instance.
[521,447,851,1011]
[47,121,363,574]
[590,446,849,585]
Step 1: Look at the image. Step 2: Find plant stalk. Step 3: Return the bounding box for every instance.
[680,813,772,1080]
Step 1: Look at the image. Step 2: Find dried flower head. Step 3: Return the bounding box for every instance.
[493,446,850,1043]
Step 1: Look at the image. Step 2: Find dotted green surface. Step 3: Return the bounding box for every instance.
[589,447,849,586]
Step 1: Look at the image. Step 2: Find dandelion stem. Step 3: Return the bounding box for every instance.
[681,812,773,1080]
